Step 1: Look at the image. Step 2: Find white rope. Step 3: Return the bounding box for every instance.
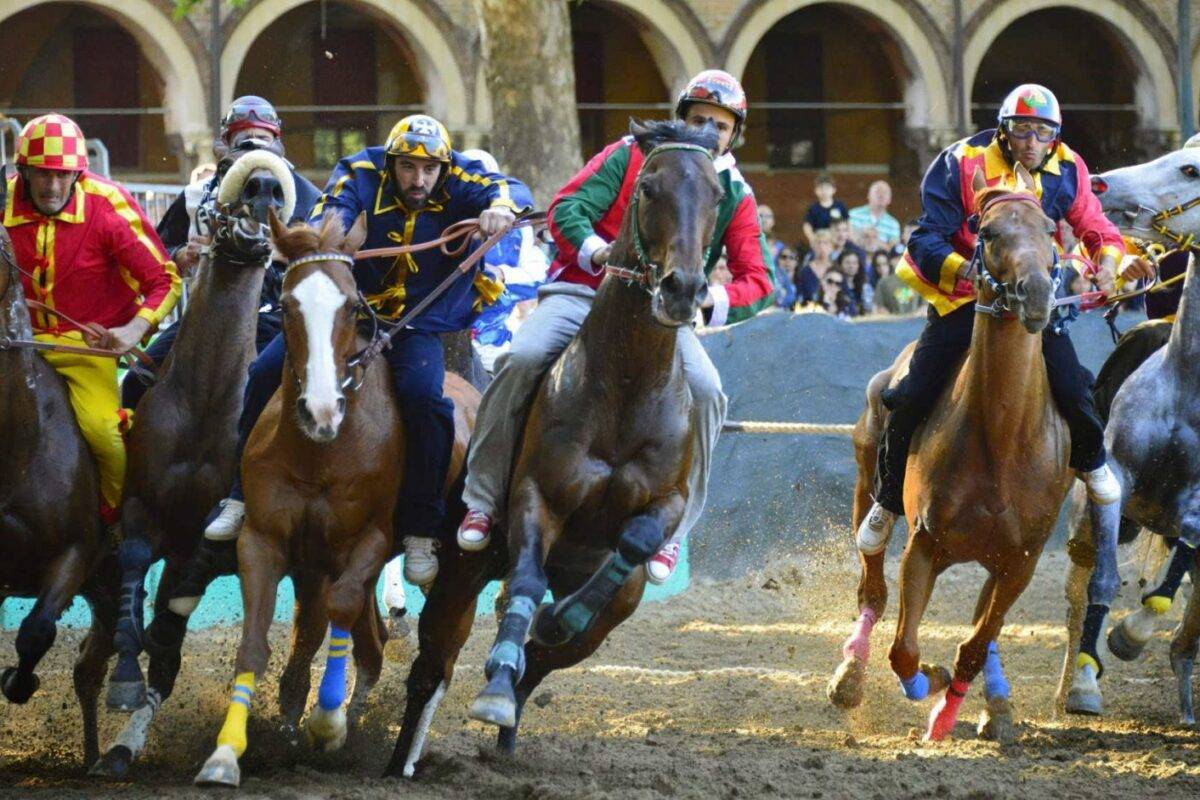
[722,419,856,436]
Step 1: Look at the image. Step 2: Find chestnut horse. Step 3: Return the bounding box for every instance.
[0,213,120,767]
[383,119,721,778]
[194,212,479,787]
[828,167,1073,741]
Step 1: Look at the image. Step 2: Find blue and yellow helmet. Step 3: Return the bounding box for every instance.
[385,114,453,162]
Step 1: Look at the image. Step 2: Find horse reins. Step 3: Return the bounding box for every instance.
[604,143,715,292]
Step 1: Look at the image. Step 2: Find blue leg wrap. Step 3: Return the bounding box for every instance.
[487,596,535,681]
[317,625,352,711]
[983,641,1010,700]
[899,670,929,701]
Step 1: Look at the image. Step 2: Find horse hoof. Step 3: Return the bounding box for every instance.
[530,603,571,648]
[826,657,865,709]
[977,697,1015,742]
[1065,664,1103,716]
[106,679,147,712]
[1,667,39,704]
[1107,619,1148,662]
[470,675,517,729]
[194,744,241,788]
[88,746,132,779]
[305,706,348,753]
[921,663,951,695]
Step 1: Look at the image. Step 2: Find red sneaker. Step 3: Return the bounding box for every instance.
[646,541,681,585]
[456,509,493,552]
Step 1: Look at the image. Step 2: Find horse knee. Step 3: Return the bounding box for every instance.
[618,516,664,564]
[16,612,57,662]
[327,582,366,629]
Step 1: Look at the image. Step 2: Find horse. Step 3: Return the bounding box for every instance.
[89,150,295,778]
[194,211,480,787]
[382,119,721,778]
[1057,145,1200,722]
[0,195,120,767]
[827,166,1073,741]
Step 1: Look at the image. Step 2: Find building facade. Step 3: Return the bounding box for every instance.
[0,0,1193,229]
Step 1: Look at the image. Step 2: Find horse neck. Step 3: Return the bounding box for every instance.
[0,272,42,441]
[581,277,680,391]
[960,306,1049,452]
[1166,253,1200,370]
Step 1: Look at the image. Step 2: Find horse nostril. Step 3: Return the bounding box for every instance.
[1014,278,1029,302]
[296,397,313,425]
[1091,177,1108,195]
[336,396,347,416]
[695,281,709,303]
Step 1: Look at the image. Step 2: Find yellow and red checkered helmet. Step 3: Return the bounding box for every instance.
[16,114,89,172]
[385,114,452,162]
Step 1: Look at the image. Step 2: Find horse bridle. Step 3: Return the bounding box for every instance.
[605,142,715,293]
[1125,194,1200,250]
[970,192,1061,318]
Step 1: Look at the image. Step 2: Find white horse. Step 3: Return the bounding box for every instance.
[1058,134,1200,723]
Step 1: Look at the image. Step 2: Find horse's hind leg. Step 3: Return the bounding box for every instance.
[277,570,328,728]
[3,543,90,705]
[1169,566,1200,725]
[887,529,948,704]
[1109,537,1195,661]
[970,576,1013,741]
[385,549,491,778]
[1056,484,1093,716]
[75,582,118,767]
[499,570,646,756]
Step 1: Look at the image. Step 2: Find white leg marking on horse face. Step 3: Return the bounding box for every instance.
[293,271,346,437]
[404,680,446,778]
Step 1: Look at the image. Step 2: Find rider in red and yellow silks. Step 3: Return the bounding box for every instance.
[4,114,180,526]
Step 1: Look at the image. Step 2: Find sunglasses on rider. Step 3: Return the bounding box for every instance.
[1004,119,1060,143]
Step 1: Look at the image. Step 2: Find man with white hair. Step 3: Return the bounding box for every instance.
[849,180,900,249]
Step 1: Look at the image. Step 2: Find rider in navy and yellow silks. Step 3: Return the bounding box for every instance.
[203,114,532,587]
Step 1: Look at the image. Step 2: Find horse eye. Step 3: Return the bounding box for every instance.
[641,182,657,201]
[1182,165,1200,179]
[979,226,995,242]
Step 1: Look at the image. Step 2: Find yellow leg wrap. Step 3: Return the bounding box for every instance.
[1076,652,1100,673]
[1144,595,1172,615]
[216,672,256,757]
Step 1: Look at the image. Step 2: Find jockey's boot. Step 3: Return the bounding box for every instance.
[456,509,493,552]
[205,499,245,541]
[403,536,439,587]
[856,502,898,556]
[1080,464,1121,506]
[646,540,682,585]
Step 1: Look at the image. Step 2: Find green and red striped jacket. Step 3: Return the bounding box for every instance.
[547,136,775,326]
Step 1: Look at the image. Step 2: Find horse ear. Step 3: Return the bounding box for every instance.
[267,208,288,243]
[971,168,987,195]
[1014,163,1036,193]
[342,212,368,255]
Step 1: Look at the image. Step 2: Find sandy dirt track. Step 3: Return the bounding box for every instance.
[3,547,1200,799]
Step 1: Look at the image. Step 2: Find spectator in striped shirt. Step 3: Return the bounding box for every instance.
[849,180,901,249]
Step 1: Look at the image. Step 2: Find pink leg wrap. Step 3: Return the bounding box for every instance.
[925,678,970,741]
[841,608,878,662]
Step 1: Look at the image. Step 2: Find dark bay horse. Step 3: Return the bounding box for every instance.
[91,149,294,778]
[0,214,120,766]
[384,120,721,778]
[828,167,1073,741]
[195,212,479,787]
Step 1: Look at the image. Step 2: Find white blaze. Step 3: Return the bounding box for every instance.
[293,271,346,432]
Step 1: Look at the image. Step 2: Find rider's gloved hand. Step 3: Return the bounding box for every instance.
[1117,255,1155,284]
[479,205,516,237]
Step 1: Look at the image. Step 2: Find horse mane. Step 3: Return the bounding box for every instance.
[273,213,350,266]
[629,118,719,155]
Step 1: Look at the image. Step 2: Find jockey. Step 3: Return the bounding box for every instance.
[456,69,775,585]
[4,114,180,532]
[203,113,531,588]
[123,96,322,409]
[856,84,1155,555]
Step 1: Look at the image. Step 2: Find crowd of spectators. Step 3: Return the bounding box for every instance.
[762,175,923,318]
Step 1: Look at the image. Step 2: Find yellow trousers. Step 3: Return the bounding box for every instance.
[35,331,126,516]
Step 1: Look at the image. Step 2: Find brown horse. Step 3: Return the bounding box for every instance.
[0,213,120,767]
[828,167,1073,741]
[194,212,479,787]
[91,150,294,778]
[384,119,721,778]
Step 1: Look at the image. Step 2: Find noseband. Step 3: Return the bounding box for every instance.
[970,192,1061,318]
[1123,194,1200,250]
[605,142,715,293]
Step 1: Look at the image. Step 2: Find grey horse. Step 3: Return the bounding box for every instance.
[1058,136,1200,723]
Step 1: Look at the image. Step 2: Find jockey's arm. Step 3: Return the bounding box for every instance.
[547,140,633,274]
[710,194,775,326]
[1063,153,1153,292]
[309,157,367,228]
[447,159,532,238]
[904,150,970,290]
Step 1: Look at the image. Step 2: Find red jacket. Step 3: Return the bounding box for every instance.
[4,171,179,334]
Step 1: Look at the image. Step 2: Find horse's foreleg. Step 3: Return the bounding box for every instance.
[471,483,560,729]
[109,506,154,711]
[969,576,1013,741]
[345,590,385,728]
[386,548,491,778]
[75,581,118,768]
[930,555,1038,742]
[194,528,286,788]
[887,529,944,703]
[4,543,90,705]
[277,571,328,728]
[1066,497,1123,716]
[1170,566,1200,725]
[1110,538,1196,661]
[531,493,684,648]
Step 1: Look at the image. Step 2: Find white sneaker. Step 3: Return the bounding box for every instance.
[204,499,245,541]
[403,536,439,587]
[856,502,898,556]
[1080,464,1121,505]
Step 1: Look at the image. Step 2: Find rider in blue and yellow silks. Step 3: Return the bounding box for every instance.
[204,114,532,587]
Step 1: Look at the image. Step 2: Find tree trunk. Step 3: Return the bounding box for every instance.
[475,0,581,208]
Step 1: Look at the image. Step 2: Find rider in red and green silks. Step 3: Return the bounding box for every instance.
[856,84,1156,557]
[457,70,775,586]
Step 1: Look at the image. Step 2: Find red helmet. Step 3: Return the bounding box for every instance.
[675,70,748,126]
[220,95,282,143]
[16,114,89,172]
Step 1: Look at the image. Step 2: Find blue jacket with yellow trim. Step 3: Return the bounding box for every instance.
[310,147,533,332]
[898,129,1124,316]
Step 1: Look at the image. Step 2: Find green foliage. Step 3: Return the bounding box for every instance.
[173,0,250,21]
